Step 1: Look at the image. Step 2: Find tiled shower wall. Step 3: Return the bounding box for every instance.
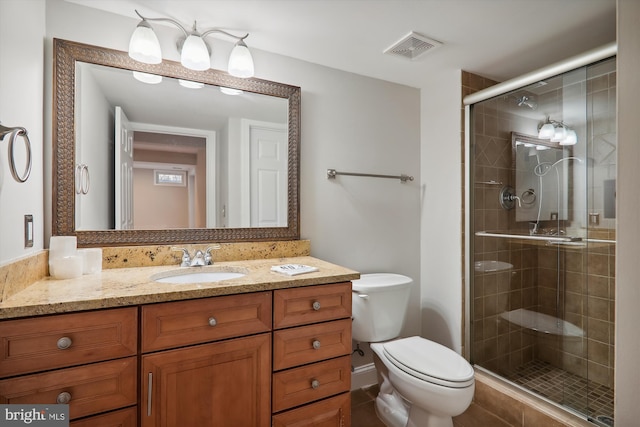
[464,61,616,389]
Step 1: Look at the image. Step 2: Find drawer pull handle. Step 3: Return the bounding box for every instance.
[208,317,217,327]
[57,337,72,350]
[312,340,321,350]
[312,301,321,311]
[56,392,71,404]
[311,379,320,389]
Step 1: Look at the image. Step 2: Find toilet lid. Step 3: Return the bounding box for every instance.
[382,336,475,388]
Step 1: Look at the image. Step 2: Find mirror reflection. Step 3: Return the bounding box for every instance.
[53,38,300,247]
[512,132,574,222]
[75,62,289,231]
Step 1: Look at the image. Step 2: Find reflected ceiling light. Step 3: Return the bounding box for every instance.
[179,79,205,89]
[133,71,163,84]
[536,145,551,151]
[220,86,243,95]
[128,9,255,77]
[537,117,555,139]
[538,116,578,146]
[560,129,578,146]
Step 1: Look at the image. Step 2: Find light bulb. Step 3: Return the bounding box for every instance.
[560,129,578,145]
[538,123,555,139]
[129,21,162,64]
[551,126,567,142]
[220,87,243,95]
[181,35,210,71]
[228,40,254,78]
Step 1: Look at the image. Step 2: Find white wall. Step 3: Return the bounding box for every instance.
[419,68,464,351]
[0,0,45,265]
[615,0,640,423]
[43,1,423,337]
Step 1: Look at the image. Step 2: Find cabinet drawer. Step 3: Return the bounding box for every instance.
[142,291,272,352]
[273,355,351,412]
[273,319,352,371]
[70,407,137,427]
[272,392,351,427]
[0,307,138,377]
[274,282,351,329]
[0,357,137,420]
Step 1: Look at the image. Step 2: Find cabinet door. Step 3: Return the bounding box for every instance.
[142,333,271,427]
[272,392,351,427]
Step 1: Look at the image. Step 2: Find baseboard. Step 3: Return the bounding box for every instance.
[351,362,377,390]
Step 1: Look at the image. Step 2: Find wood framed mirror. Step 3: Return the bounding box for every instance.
[52,39,300,247]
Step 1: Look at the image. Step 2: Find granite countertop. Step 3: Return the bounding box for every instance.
[0,256,360,320]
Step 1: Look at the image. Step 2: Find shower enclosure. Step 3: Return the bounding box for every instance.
[465,48,616,426]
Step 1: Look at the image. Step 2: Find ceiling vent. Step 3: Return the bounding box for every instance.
[384,32,442,60]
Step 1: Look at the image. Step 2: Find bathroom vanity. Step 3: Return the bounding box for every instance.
[0,255,357,427]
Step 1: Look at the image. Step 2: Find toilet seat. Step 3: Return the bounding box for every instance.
[381,336,474,388]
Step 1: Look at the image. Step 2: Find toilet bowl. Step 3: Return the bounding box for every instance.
[352,274,475,427]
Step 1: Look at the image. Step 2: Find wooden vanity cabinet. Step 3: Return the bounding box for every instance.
[272,282,352,427]
[140,292,272,427]
[0,307,138,423]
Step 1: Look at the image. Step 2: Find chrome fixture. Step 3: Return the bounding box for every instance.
[499,185,521,210]
[327,168,414,183]
[537,117,577,145]
[172,245,221,267]
[129,9,254,78]
[0,122,32,183]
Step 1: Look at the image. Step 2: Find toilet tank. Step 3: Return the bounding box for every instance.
[351,273,412,342]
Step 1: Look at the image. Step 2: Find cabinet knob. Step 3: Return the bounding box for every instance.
[311,379,320,389]
[312,340,321,350]
[208,317,217,327]
[312,301,321,311]
[56,391,72,404]
[57,337,72,350]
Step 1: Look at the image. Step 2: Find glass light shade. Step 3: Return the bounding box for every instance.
[220,87,243,95]
[181,35,210,71]
[560,129,578,145]
[538,123,555,139]
[179,79,204,89]
[132,71,162,84]
[129,22,162,64]
[228,42,254,78]
[551,126,568,142]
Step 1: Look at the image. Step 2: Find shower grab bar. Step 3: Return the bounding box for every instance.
[476,231,616,244]
[327,168,414,183]
[0,123,32,183]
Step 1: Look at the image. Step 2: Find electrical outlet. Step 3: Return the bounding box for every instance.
[24,214,33,248]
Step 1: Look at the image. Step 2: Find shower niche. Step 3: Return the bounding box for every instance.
[467,54,616,425]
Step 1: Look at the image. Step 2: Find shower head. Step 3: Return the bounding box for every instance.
[516,95,537,110]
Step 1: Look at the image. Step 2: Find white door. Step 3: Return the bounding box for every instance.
[115,106,134,230]
[249,125,288,227]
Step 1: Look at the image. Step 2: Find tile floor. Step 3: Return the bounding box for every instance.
[350,384,502,427]
[503,360,614,424]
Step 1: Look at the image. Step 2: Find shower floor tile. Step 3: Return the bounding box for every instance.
[503,360,614,422]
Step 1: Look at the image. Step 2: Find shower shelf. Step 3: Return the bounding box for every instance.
[500,308,584,338]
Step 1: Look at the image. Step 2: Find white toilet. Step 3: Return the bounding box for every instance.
[352,273,475,427]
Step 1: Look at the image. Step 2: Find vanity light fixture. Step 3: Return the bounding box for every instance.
[128,9,255,78]
[537,117,577,146]
[179,79,205,89]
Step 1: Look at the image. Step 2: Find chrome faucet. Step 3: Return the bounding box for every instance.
[172,245,221,267]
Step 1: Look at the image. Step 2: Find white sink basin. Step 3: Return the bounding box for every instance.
[151,268,247,284]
